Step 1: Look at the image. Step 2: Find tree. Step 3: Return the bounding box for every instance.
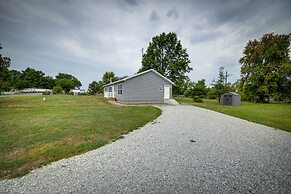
[276,63,291,101]
[192,79,207,98]
[0,43,11,92]
[139,32,192,94]
[10,68,55,90]
[101,71,118,85]
[15,68,46,89]
[55,73,82,89]
[88,81,101,95]
[41,76,55,89]
[8,70,21,88]
[239,33,291,102]
[184,81,195,97]
[212,66,226,102]
[184,79,207,98]
[55,78,75,93]
[98,71,119,94]
[53,85,63,94]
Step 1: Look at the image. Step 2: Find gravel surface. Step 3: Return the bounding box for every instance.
[1,105,291,193]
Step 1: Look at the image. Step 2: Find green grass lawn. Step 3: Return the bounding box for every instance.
[175,97,291,132]
[0,95,161,180]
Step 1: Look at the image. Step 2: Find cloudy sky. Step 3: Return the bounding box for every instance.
[0,0,290,89]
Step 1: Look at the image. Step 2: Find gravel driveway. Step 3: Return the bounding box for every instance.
[1,105,291,193]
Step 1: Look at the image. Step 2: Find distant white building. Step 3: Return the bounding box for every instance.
[2,91,16,95]
[70,89,86,95]
[20,88,53,93]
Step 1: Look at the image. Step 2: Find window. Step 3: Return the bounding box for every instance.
[105,87,108,92]
[117,84,122,94]
[109,87,112,92]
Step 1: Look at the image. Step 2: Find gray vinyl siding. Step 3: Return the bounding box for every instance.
[115,84,124,101]
[232,95,241,105]
[119,71,172,102]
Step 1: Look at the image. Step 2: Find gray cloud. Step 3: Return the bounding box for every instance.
[0,0,290,89]
[123,0,141,6]
[190,31,223,44]
[149,10,159,21]
[167,7,179,19]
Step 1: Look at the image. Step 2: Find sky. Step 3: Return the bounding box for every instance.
[0,0,290,90]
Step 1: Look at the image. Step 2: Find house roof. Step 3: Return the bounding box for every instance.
[223,92,240,96]
[104,69,175,87]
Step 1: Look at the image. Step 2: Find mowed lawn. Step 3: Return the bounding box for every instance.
[0,95,161,180]
[176,98,291,132]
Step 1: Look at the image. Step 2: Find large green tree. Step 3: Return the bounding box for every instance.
[184,79,207,98]
[0,44,11,92]
[8,70,21,88]
[193,79,207,97]
[15,68,46,89]
[55,78,75,93]
[42,76,55,89]
[139,32,192,94]
[9,68,55,89]
[239,33,291,102]
[88,81,101,95]
[101,71,118,85]
[98,71,119,94]
[55,73,82,89]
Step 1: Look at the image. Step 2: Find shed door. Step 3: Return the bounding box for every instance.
[226,95,232,105]
[164,85,170,99]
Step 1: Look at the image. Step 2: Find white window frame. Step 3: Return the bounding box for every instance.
[117,84,122,95]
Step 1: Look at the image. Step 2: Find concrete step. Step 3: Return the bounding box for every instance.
[164,99,179,105]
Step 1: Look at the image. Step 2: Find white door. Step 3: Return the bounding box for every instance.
[164,85,170,99]
[108,86,115,98]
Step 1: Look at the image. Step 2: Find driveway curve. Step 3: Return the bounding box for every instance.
[1,105,291,193]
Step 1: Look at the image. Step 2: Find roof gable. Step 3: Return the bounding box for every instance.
[104,69,174,87]
[223,92,240,96]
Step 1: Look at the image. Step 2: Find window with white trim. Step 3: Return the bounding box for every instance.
[109,86,112,92]
[117,84,122,94]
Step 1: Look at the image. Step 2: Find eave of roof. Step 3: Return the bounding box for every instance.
[223,92,239,96]
[104,69,175,87]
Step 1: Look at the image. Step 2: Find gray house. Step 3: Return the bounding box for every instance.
[221,92,241,106]
[104,69,174,103]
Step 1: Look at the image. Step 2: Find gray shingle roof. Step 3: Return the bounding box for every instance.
[104,69,174,87]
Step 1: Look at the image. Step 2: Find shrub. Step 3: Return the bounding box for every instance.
[42,91,51,95]
[53,85,63,94]
[193,96,203,103]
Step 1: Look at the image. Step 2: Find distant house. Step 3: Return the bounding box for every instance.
[221,92,241,106]
[70,89,86,95]
[20,88,53,94]
[104,69,174,103]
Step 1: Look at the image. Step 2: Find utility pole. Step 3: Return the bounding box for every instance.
[141,48,144,56]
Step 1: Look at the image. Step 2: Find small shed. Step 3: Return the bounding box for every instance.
[221,92,241,106]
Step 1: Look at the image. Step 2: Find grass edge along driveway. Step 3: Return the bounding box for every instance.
[0,95,161,180]
[175,97,291,133]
